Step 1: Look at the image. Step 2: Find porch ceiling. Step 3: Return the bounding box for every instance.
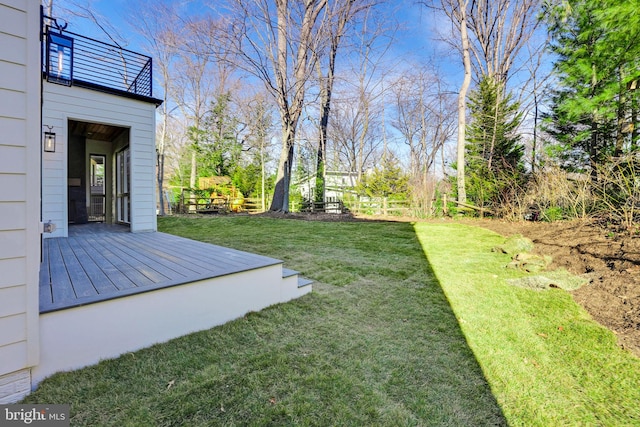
[68,120,128,141]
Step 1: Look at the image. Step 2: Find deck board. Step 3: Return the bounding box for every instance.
[40,229,283,313]
[57,238,98,298]
[72,236,138,290]
[64,238,119,294]
[39,240,52,304]
[136,232,269,271]
[103,234,197,278]
[47,239,77,302]
[82,235,157,287]
[121,234,214,275]
[98,237,172,284]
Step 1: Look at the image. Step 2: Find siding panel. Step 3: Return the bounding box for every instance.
[0,202,26,229]
[0,314,26,346]
[0,4,26,39]
[0,89,26,119]
[0,230,26,259]
[0,62,26,92]
[0,33,26,65]
[0,174,25,202]
[0,118,26,148]
[0,342,28,376]
[0,0,41,382]
[0,258,25,289]
[0,286,25,318]
[0,146,26,173]
[1,0,27,12]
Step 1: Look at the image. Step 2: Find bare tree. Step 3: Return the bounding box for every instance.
[312,0,376,202]
[390,66,457,214]
[237,90,278,211]
[321,5,396,185]
[128,0,182,216]
[466,0,542,85]
[426,0,542,204]
[221,0,328,212]
[328,96,383,177]
[451,0,473,204]
[171,17,235,210]
[517,34,552,173]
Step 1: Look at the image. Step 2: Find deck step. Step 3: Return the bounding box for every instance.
[282,267,297,278]
[282,267,313,288]
[297,277,314,288]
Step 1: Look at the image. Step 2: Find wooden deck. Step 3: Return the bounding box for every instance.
[39,227,283,313]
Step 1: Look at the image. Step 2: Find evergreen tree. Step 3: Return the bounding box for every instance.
[543,0,640,171]
[356,155,409,199]
[199,92,243,178]
[466,75,524,209]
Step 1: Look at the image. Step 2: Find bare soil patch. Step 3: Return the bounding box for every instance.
[469,218,640,357]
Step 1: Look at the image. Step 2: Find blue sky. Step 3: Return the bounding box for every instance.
[48,0,462,84]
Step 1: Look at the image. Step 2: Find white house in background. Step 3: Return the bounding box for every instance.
[298,170,360,202]
[0,2,311,404]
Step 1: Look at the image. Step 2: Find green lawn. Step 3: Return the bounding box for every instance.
[24,216,640,426]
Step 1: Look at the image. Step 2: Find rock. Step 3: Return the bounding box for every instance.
[506,252,552,273]
[493,234,535,256]
[507,269,589,291]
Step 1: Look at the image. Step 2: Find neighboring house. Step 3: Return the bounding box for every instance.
[298,170,359,202]
[0,2,311,403]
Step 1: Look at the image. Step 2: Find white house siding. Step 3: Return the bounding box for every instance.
[42,82,157,236]
[0,0,41,403]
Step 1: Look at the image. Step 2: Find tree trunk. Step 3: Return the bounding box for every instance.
[189,149,197,212]
[316,80,329,203]
[267,0,327,212]
[261,135,266,212]
[270,121,296,212]
[157,152,165,216]
[532,86,538,173]
[314,0,357,204]
[157,89,168,216]
[316,99,329,203]
[457,0,472,204]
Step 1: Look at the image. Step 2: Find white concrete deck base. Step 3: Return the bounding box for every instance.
[33,263,311,387]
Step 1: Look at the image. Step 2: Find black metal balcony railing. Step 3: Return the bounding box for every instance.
[43,26,153,99]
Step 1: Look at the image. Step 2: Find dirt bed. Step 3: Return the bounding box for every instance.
[469,218,640,357]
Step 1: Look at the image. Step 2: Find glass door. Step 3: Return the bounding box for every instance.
[89,154,106,221]
[116,147,130,224]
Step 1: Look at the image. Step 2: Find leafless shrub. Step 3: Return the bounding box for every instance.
[593,155,640,229]
[525,167,594,220]
[490,167,595,221]
[494,179,529,221]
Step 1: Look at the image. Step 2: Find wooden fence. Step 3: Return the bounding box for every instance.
[177,188,267,214]
[343,197,413,216]
[172,189,447,218]
[297,197,347,213]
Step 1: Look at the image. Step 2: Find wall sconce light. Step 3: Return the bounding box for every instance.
[44,126,56,152]
[46,31,73,86]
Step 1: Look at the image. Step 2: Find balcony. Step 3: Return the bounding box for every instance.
[43,24,159,103]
